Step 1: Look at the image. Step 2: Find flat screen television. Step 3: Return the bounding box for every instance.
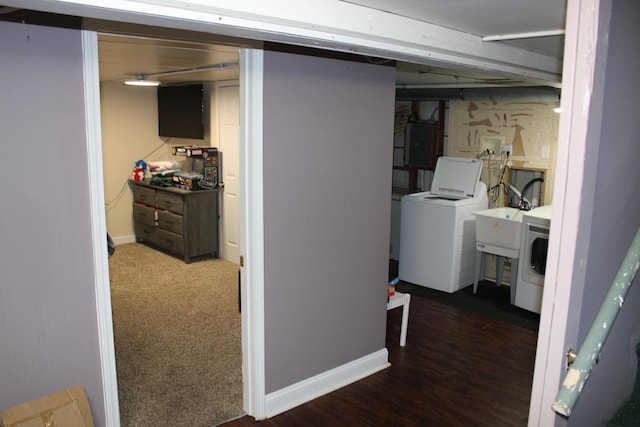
[157,83,205,139]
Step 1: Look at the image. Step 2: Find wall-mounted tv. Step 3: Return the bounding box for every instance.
[157,83,205,139]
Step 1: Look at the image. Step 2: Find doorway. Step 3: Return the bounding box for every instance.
[97,32,244,425]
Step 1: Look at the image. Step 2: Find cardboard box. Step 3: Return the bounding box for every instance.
[1,385,94,427]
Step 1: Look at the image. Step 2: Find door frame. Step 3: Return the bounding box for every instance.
[239,48,267,418]
[84,38,268,424]
[82,30,122,425]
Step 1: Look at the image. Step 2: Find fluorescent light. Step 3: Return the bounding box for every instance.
[124,74,160,87]
[553,93,562,113]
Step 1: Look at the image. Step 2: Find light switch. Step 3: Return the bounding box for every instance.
[541,145,550,159]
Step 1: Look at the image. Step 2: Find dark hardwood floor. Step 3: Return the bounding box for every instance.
[221,282,538,426]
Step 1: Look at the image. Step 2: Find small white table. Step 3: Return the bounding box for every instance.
[387,291,411,346]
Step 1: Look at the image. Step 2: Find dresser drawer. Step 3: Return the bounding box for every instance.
[133,202,156,227]
[134,222,159,245]
[157,229,184,255]
[157,192,184,214]
[133,185,156,205]
[158,210,183,235]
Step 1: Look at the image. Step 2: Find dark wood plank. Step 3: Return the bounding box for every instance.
[222,284,537,426]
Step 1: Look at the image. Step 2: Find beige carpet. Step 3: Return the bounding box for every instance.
[109,243,243,427]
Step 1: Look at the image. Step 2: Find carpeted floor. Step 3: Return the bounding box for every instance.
[109,243,243,427]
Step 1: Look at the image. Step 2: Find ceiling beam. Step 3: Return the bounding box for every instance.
[5,0,562,87]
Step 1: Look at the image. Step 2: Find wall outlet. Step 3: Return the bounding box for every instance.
[502,143,513,154]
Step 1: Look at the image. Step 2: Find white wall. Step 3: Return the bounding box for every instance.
[100,82,213,241]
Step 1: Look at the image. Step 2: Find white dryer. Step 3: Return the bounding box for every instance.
[515,205,552,313]
[399,157,488,293]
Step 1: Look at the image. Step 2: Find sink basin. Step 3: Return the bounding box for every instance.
[474,207,525,257]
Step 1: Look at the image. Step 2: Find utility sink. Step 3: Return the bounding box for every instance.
[474,207,526,258]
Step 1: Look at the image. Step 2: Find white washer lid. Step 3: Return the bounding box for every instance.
[430,157,483,199]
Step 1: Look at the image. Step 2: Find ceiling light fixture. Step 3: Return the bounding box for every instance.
[553,92,562,113]
[124,74,161,87]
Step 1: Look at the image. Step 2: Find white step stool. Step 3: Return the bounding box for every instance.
[387,291,411,346]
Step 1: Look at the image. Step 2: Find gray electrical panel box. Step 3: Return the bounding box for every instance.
[407,121,437,168]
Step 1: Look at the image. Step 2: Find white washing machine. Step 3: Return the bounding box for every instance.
[515,205,552,313]
[398,157,488,293]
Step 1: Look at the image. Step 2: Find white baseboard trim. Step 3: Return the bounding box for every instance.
[265,348,390,418]
[112,235,136,245]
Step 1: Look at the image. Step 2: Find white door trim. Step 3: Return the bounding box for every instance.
[82,30,121,427]
[239,48,267,419]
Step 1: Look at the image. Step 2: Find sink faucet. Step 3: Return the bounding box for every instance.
[508,183,532,211]
[509,177,544,211]
[518,198,532,211]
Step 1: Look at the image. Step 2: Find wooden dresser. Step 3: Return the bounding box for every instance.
[130,180,219,263]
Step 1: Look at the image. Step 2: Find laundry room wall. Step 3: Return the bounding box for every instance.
[444,97,559,285]
[447,98,559,208]
[390,95,558,263]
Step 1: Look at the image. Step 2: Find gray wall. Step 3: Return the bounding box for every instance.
[567,0,640,424]
[0,21,106,426]
[262,50,396,392]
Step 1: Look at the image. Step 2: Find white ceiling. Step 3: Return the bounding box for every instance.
[98,34,241,86]
[345,0,566,59]
[92,0,566,88]
[347,0,566,88]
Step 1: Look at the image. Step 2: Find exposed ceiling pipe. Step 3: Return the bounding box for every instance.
[124,62,239,86]
[144,62,239,78]
[482,30,565,42]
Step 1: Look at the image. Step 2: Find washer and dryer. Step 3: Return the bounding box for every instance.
[515,205,552,313]
[399,157,488,293]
